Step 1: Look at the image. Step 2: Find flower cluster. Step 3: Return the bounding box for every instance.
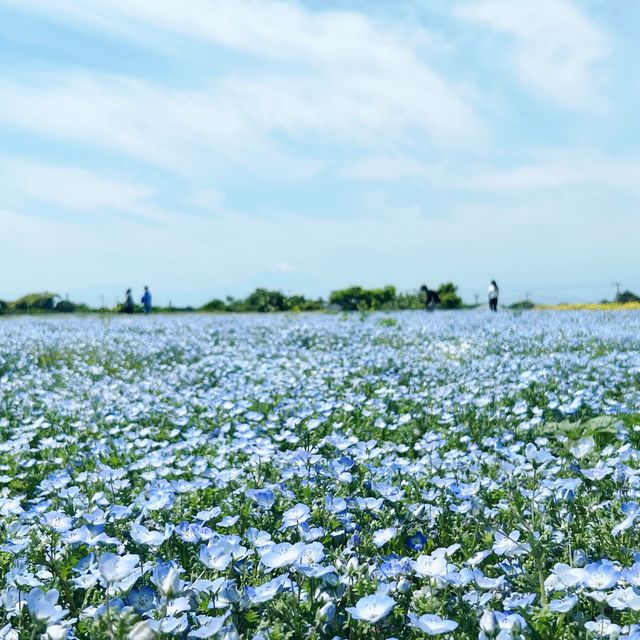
[0,311,638,639]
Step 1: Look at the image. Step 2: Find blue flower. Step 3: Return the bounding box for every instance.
[408,613,458,635]
[346,594,395,624]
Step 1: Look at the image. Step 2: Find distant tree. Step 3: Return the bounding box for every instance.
[55,299,89,313]
[509,300,535,310]
[10,292,58,312]
[436,283,463,309]
[201,298,227,312]
[395,290,423,310]
[616,290,640,304]
[244,288,288,312]
[329,286,396,311]
[201,289,323,313]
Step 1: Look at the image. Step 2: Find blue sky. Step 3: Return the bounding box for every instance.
[1,0,639,307]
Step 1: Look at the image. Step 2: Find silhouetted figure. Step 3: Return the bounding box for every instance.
[124,288,134,314]
[488,280,499,312]
[141,286,152,314]
[420,284,440,312]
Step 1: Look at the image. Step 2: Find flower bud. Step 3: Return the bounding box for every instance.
[479,610,498,637]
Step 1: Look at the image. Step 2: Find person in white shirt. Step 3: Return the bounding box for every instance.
[488,280,499,312]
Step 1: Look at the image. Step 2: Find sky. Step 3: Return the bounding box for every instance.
[1,0,639,307]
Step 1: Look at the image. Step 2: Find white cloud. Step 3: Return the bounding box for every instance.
[0,1,484,176]
[0,155,181,224]
[461,152,640,194]
[455,0,609,110]
[272,262,297,273]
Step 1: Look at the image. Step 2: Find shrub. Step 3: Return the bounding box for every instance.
[201,298,228,312]
[436,283,463,309]
[616,290,640,304]
[10,292,58,312]
[329,286,396,311]
[510,300,535,310]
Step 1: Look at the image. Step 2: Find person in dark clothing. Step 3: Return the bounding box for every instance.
[141,286,152,314]
[488,280,499,312]
[420,284,440,312]
[124,288,134,314]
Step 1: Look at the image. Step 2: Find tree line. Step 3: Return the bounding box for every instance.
[0,283,466,314]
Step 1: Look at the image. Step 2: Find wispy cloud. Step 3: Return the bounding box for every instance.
[455,0,609,110]
[0,155,180,225]
[0,1,484,178]
[272,262,297,273]
[460,152,640,194]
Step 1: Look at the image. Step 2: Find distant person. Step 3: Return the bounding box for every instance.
[124,288,134,314]
[488,280,499,312]
[420,284,440,312]
[141,286,152,314]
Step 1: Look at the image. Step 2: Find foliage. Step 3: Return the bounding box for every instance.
[436,282,463,309]
[510,299,535,310]
[0,312,638,638]
[329,285,396,311]
[55,299,90,313]
[200,298,228,312]
[9,291,59,312]
[201,289,324,313]
[616,289,640,303]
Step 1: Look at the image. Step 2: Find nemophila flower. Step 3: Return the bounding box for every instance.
[40,472,71,494]
[281,503,311,528]
[42,511,73,533]
[585,617,622,638]
[408,612,458,635]
[218,515,239,528]
[72,573,99,590]
[146,615,188,635]
[195,507,222,522]
[127,585,156,613]
[245,488,275,510]
[187,613,230,638]
[245,528,272,549]
[130,522,172,546]
[584,560,620,590]
[245,574,290,604]
[260,542,305,571]
[549,563,587,589]
[373,527,397,548]
[212,582,243,608]
[175,522,203,543]
[413,554,448,578]
[479,610,498,637]
[443,567,474,587]
[612,512,637,537]
[493,531,531,558]
[472,570,505,590]
[548,594,578,613]
[504,592,536,609]
[45,621,74,640]
[406,532,427,552]
[25,589,68,624]
[299,522,325,542]
[466,549,491,567]
[98,553,140,591]
[607,587,640,611]
[346,594,395,624]
[128,621,154,640]
[581,462,613,481]
[570,437,595,459]
[199,543,232,571]
[355,497,384,512]
[325,495,347,515]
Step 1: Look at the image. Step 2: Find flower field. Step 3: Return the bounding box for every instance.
[1,311,640,640]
